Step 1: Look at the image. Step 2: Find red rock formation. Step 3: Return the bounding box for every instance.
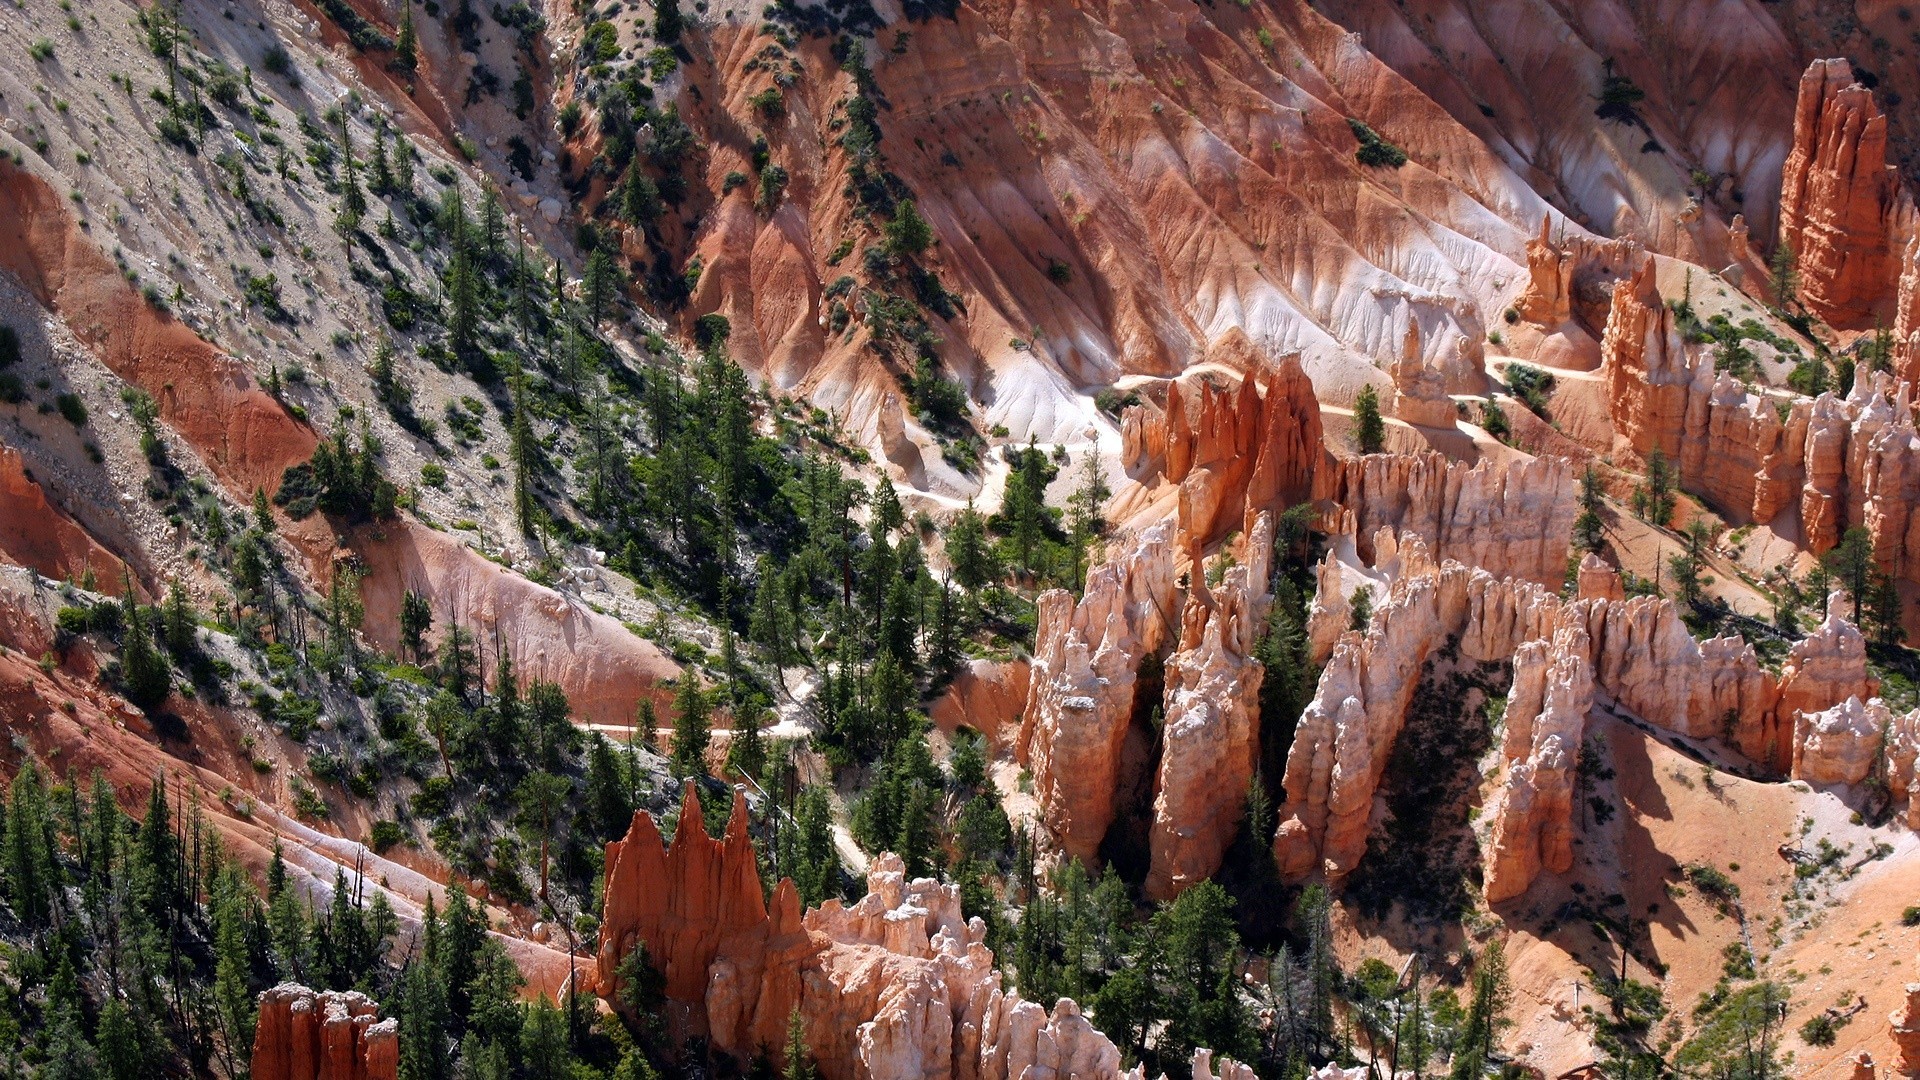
[1389,324,1458,430]
[1888,708,1920,829]
[1330,452,1577,588]
[1517,215,1573,326]
[593,806,1153,1080]
[349,524,677,727]
[1019,523,1178,864]
[1576,553,1625,602]
[1147,513,1272,899]
[1483,627,1594,903]
[1276,532,1876,881]
[0,446,128,587]
[1894,982,1920,1074]
[928,660,1030,750]
[252,985,398,1080]
[596,782,809,1052]
[1779,59,1908,328]
[1777,593,1876,772]
[1791,696,1888,786]
[1120,344,1324,550]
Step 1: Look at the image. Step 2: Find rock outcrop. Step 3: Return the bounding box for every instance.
[1576,553,1626,602]
[1120,348,1325,549]
[1602,256,1920,605]
[1390,324,1459,429]
[1791,696,1888,786]
[1894,982,1920,1074]
[1888,708,1920,829]
[252,985,399,1080]
[1275,532,1876,883]
[595,794,1167,1080]
[1517,215,1573,325]
[597,783,811,1053]
[1482,627,1595,903]
[1778,59,1909,328]
[1777,592,1875,763]
[1019,523,1179,864]
[1147,513,1272,899]
[1329,452,1577,588]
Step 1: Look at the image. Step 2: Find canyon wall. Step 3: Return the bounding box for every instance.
[252,985,399,1080]
[1328,453,1577,589]
[1603,256,1920,588]
[1779,59,1911,328]
[592,784,1265,1080]
[1119,347,1325,549]
[1482,627,1595,904]
[1146,513,1273,900]
[1018,523,1179,864]
[1274,533,1874,892]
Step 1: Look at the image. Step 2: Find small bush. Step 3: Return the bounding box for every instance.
[1348,118,1407,168]
[55,392,88,426]
[29,39,54,62]
[421,462,448,488]
[1903,904,1920,927]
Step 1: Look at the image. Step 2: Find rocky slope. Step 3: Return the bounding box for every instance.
[13,0,1920,1076]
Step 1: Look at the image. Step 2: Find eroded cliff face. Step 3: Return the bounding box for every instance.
[252,985,399,1080]
[1482,627,1594,904]
[1018,523,1179,864]
[1779,59,1911,328]
[1146,513,1274,900]
[592,783,1272,1080]
[1119,344,1326,549]
[1274,531,1876,890]
[1328,452,1577,588]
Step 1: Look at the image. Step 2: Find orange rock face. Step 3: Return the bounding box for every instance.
[1517,216,1573,326]
[1147,513,1273,900]
[0,445,128,587]
[1329,452,1577,588]
[1019,523,1178,865]
[1121,346,1325,550]
[1894,982,1920,1073]
[596,783,809,1052]
[1482,627,1594,904]
[1276,532,1876,886]
[593,791,1152,1080]
[252,985,398,1080]
[1779,59,1908,328]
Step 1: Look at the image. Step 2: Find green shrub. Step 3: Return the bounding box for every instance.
[55,392,87,426]
[1348,118,1407,168]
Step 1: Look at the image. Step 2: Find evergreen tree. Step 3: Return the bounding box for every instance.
[508,368,537,534]
[726,707,767,783]
[783,1009,817,1080]
[1631,447,1678,529]
[791,786,838,906]
[652,0,682,42]
[119,584,172,712]
[1448,941,1512,1080]
[669,680,710,780]
[1575,466,1607,554]
[1823,526,1877,623]
[1353,383,1385,454]
[4,761,56,927]
[584,248,624,325]
[947,501,997,591]
[395,0,417,73]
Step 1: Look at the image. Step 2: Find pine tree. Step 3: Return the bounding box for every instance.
[395,0,417,73]
[947,501,997,590]
[1574,465,1607,554]
[4,761,56,927]
[620,167,660,227]
[1448,942,1512,1080]
[669,679,710,780]
[119,585,172,712]
[726,707,767,783]
[1353,383,1385,454]
[584,248,624,325]
[1632,446,1678,529]
[792,786,838,906]
[1769,240,1799,310]
[783,1009,818,1080]
[508,368,537,534]
[884,199,933,257]
[1823,526,1878,623]
[652,0,682,42]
